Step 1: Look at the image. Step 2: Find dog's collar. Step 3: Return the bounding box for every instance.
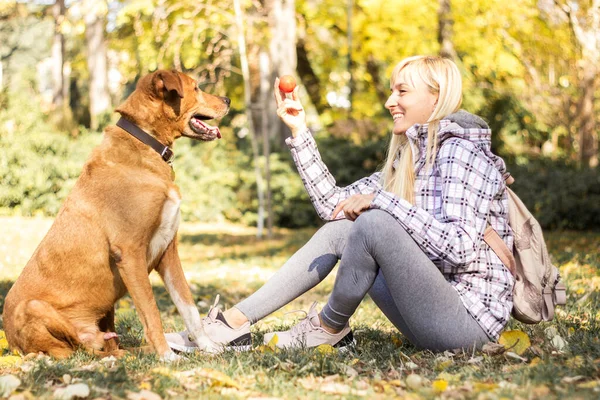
[116,117,174,164]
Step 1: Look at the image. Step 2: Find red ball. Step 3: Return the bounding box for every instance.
[278,75,296,93]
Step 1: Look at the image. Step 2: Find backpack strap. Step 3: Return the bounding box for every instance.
[542,281,567,321]
[484,226,516,276]
[483,173,517,275]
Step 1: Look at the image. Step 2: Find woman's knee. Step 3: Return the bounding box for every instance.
[312,218,353,255]
[352,209,402,239]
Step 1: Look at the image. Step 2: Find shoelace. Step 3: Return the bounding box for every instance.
[187,295,221,342]
[204,294,221,325]
[285,303,319,337]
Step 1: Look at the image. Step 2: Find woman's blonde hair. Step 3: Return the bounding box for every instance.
[381,56,463,203]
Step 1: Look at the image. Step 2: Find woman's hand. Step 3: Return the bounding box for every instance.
[331,193,376,221]
[274,78,307,138]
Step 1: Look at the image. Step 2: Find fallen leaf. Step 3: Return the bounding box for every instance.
[505,352,527,362]
[316,344,337,355]
[551,335,568,351]
[432,379,448,393]
[434,357,453,371]
[473,382,498,391]
[53,383,90,400]
[320,382,351,395]
[0,374,21,398]
[194,368,241,389]
[577,380,600,389]
[344,366,358,378]
[532,385,551,397]
[561,376,586,384]
[0,355,22,367]
[468,356,483,364]
[0,331,9,350]
[529,357,542,366]
[392,336,403,348]
[405,361,419,370]
[127,389,162,400]
[481,342,506,355]
[498,330,531,355]
[406,374,424,390]
[266,334,278,351]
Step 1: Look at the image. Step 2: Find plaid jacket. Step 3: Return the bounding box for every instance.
[286,120,514,340]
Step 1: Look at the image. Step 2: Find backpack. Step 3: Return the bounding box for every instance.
[484,175,567,324]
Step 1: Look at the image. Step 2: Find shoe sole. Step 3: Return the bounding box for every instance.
[263,331,356,352]
[168,341,252,354]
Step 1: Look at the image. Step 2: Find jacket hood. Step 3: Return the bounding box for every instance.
[404,110,507,178]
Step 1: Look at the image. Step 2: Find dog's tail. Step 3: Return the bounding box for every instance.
[10,299,82,359]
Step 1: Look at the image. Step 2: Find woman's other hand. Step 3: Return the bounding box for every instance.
[331,193,376,221]
[274,78,307,138]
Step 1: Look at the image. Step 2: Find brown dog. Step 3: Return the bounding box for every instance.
[2,70,230,361]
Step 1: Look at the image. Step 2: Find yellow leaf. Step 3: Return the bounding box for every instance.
[266,334,278,351]
[392,336,403,348]
[0,331,9,350]
[577,380,600,389]
[151,367,172,377]
[316,344,337,355]
[473,382,498,391]
[436,372,461,384]
[255,345,274,353]
[434,358,453,371]
[498,330,531,355]
[0,355,22,367]
[195,368,240,389]
[432,379,448,392]
[529,357,542,366]
[139,382,152,391]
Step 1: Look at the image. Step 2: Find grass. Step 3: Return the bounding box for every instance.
[0,216,599,399]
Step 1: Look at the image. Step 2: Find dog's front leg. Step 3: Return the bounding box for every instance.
[116,249,178,361]
[156,238,218,353]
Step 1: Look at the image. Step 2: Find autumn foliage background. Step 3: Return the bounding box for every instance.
[0,0,599,399]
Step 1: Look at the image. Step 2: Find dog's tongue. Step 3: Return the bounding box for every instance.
[194,118,222,139]
[206,123,222,139]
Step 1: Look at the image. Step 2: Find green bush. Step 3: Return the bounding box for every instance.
[507,160,600,230]
[1,93,598,230]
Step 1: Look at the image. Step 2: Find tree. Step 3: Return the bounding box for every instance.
[51,0,66,109]
[83,0,110,131]
[552,0,599,168]
[438,0,457,60]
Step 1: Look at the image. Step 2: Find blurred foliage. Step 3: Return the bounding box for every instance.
[1,0,599,229]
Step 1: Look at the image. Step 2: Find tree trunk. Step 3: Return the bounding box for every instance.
[347,0,354,113]
[296,38,328,115]
[578,64,598,167]
[266,0,297,147]
[234,0,266,238]
[85,1,110,131]
[260,51,273,237]
[51,0,66,109]
[437,0,457,59]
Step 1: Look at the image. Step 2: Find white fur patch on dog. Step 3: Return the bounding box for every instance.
[148,189,181,267]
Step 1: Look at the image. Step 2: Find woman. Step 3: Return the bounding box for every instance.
[166,55,514,352]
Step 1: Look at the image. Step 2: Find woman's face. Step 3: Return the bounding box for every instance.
[385,72,439,135]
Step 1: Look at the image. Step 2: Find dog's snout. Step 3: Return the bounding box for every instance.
[221,96,231,107]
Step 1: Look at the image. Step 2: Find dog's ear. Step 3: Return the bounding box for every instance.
[154,70,184,99]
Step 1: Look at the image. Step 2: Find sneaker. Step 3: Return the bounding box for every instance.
[263,302,355,350]
[165,295,252,353]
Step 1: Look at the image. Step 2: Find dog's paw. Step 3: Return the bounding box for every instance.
[159,350,182,363]
[192,336,222,355]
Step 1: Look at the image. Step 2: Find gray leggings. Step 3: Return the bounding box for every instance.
[236,209,490,351]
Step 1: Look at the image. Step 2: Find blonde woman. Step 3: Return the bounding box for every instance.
[166,56,514,352]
